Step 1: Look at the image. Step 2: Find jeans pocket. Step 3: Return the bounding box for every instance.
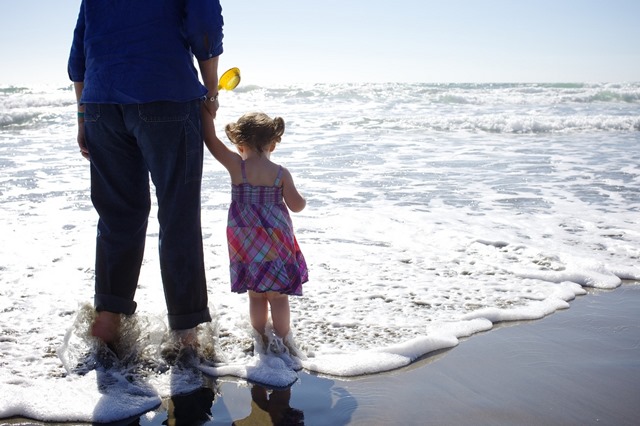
[136,101,202,184]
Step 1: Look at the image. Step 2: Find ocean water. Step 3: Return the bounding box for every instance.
[1,82,639,423]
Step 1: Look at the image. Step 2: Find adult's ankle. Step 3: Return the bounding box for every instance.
[91,310,121,344]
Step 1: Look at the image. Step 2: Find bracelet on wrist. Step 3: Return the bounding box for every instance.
[204,92,219,103]
[77,111,85,118]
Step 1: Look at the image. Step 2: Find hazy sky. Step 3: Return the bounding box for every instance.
[1,0,639,86]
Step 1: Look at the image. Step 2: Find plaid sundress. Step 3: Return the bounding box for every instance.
[227,161,308,295]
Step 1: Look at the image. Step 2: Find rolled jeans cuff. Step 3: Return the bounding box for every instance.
[168,307,212,331]
[94,293,137,316]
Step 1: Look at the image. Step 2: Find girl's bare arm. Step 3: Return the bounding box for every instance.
[281,167,306,212]
[201,108,241,172]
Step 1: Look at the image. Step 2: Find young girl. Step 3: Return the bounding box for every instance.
[202,111,308,357]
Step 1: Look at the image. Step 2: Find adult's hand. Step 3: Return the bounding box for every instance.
[77,117,89,160]
[202,94,219,119]
[73,81,89,160]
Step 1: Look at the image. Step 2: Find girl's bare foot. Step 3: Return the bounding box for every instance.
[91,311,121,345]
[251,328,269,354]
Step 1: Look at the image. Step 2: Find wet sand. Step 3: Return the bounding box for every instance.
[336,283,640,426]
[3,283,639,425]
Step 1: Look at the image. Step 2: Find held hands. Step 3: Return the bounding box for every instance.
[201,100,218,149]
[202,91,219,119]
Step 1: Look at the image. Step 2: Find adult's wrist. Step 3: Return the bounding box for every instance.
[204,92,219,103]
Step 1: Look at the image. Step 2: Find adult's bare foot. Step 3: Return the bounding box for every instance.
[174,327,198,348]
[91,311,121,345]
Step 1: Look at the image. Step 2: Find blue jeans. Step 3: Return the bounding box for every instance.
[84,100,211,330]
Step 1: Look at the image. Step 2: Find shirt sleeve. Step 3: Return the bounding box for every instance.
[185,0,224,61]
[67,0,86,82]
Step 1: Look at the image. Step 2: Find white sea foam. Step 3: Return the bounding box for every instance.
[1,82,639,422]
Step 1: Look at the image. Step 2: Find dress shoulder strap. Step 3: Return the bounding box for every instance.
[273,165,284,187]
[240,160,248,184]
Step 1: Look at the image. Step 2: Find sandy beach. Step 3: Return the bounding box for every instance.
[2,283,638,425]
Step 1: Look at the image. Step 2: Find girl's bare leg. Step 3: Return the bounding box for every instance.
[248,290,269,335]
[267,292,291,338]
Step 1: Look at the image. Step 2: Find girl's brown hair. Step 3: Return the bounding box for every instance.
[225,112,285,154]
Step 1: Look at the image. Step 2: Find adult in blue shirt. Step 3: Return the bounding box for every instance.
[68,0,224,351]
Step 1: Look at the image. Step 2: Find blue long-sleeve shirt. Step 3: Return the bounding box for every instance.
[68,0,224,104]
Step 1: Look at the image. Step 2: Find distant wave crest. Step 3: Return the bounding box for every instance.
[2,82,638,132]
[397,114,640,134]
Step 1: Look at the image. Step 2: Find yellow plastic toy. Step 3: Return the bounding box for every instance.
[218,67,241,91]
